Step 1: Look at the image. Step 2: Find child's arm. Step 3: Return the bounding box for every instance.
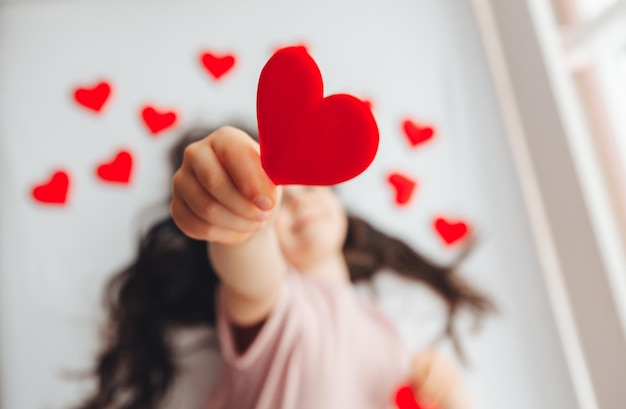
[170,126,287,326]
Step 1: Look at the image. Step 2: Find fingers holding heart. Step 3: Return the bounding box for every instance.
[172,166,265,234]
[210,126,277,212]
[170,127,278,244]
[180,145,267,220]
[170,198,252,244]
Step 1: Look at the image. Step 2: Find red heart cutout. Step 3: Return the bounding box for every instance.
[403,119,435,147]
[141,105,177,135]
[434,217,469,246]
[387,172,417,206]
[395,385,423,409]
[32,170,70,205]
[200,52,236,80]
[74,81,111,113]
[257,46,379,185]
[96,150,133,184]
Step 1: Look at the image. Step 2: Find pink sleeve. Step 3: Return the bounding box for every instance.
[215,273,296,369]
[209,271,413,409]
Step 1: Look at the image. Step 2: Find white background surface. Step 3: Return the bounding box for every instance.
[0,0,578,408]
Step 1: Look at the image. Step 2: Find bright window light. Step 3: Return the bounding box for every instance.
[576,0,617,20]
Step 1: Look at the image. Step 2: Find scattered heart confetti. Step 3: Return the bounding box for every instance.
[434,217,469,246]
[32,170,70,205]
[73,81,111,113]
[257,46,379,185]
[200,51,236,80]
[402,119,435,147]
[141,105,177,135]
[395,384,423,409]
[96,150,133,184]
[387,172,417,206]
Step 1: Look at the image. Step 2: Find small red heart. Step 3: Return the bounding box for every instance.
[434,217,469,246]
[141,105,177,135]
[387,172,417,206]
[257,46,379,185]
[402,119,435,147]
[73,81,111,113]
[32,170,70,205]
[96,150,133,184]
[395,385,423,409]
[200,52,236,80]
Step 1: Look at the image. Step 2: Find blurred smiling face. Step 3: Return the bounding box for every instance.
[274,186,348,272]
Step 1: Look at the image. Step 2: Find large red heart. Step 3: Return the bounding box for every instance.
[96,150,133,184]
[395,384,423,409]
[74,81,111,113]
[141,105,177,135]
[200,52,236,80]
[257,46,379,185]
[32,170,70,205]
[387,172,417,206]
[403,119,435,147]
[434,217,469,246]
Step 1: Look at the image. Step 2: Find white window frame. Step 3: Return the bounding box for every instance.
[470,1,626,409]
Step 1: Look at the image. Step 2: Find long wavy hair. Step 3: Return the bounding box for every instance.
[75,126,495,409]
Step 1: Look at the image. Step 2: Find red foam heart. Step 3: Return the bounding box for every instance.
[200,52,236,80]
[96,150,133,184]
[403,119,435,147]
[387,172,417,206]
[257,46,379,185]
[434,217,469,246]
[141,105,177,135]
[395,385,423,409]
[74,81,111,113]
[32,170,70,205]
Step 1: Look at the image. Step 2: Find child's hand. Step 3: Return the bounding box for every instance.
[170,126,278,245]
[409,349,468,409]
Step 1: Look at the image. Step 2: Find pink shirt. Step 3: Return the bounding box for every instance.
[205,271,412,409]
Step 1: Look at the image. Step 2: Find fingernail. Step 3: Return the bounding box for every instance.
[254,195,273,211]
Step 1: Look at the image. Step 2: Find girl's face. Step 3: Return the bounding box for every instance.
[274,186,348,272]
